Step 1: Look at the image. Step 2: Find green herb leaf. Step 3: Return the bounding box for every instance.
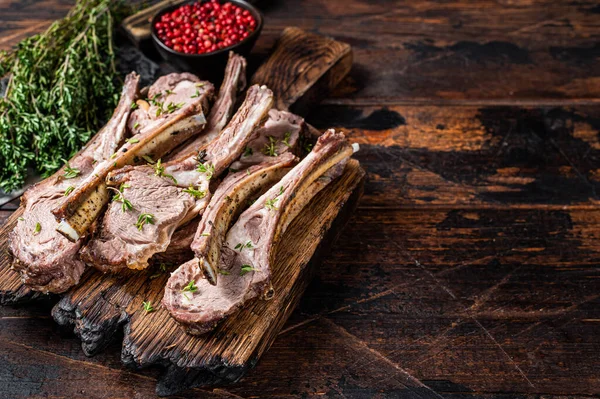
[197,162,215,180]
[33,222,42,236]
[240,264,257,276]
[183,185,206,199]
[182,280,198,293]
[282,132,292,147]
[63,162,81,179]
[262,136,278,157]
[142,301,155,313]
[64,186,75,196]
[243,146,253,157]
[265,197,279,211]
[153,158,177,183]
[127,137,140,144]
[218,269,230,275]
[135,213,155,231]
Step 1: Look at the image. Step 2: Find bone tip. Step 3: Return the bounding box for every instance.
[56,220,80,242]
[198,256,218,286]
[352,142,360,153]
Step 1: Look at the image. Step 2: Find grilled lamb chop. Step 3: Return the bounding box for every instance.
[154,109,305,270]
[188,109,305,285]
[8,73,140,293]
[163,130,354,334]
[167,52,247,162]
[80,85,274,272]
[51,73,214,242]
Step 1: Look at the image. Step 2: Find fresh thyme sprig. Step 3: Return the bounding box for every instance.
[0,0,130,192]
[63,162,81,179]
[263,136,278,157]
[109,183,133,212]
[153,158,177,183]
[183,185,206,199]
[197,162,215,180]
[240,264,257,276]
[142,301,155,313]
[234,241,254,252]
[64,185,75,196]
[135,213,155,231]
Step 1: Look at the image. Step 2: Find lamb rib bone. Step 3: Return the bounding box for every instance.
[52,75,214,242]
[7,72,140,294]
[163,130,354,334]
[80,85,273,272]
[167,52,247,162]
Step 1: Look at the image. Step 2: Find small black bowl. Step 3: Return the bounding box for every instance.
[151,0,263,80]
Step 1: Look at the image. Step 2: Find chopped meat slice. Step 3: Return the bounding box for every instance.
[163,130,353,334]
[8,73,140,293]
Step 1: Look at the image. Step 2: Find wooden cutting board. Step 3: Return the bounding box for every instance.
[0,27,363,396]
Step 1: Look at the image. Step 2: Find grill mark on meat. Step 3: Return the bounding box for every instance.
[163,130,353,334]
[81,85,274,272]
[167,52,247,162]
[8,73,140,293]
[51,74,214,242]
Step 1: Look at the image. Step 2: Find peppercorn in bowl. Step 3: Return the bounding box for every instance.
[151,0,263,78]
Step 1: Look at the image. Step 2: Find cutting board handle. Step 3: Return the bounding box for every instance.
[251,27,352,114]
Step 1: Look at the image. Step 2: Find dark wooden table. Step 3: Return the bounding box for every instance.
[2,0,600,398]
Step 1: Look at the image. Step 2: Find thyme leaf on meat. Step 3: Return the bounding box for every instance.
[234,241,253,251]
[135,213,155,231]
[182,280,198,293]
[200,232,210,237]
[153,158,177,183]
[164,89,173,95]
[195,83,205,88]
[126,137,140,144]
[197,162,215,180]
[133,122,140,130]
[130,101,138,110]
[183,185,206,199]
[63,162,81,179]
[33,222,42,236]
[282,132,292,147]
[218,269,230,275]
[63,185,75,196]
[109,183,133,212]
[240,264,257,276]
[265,197,279,211]
[262,136,278,157]
[142,301,155,313]
[142,155,155,164]
[243,146,253,157]
[191,89,201,98]
[165,102,184,114]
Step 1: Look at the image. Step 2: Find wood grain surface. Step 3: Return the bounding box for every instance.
[1,0,600,398]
